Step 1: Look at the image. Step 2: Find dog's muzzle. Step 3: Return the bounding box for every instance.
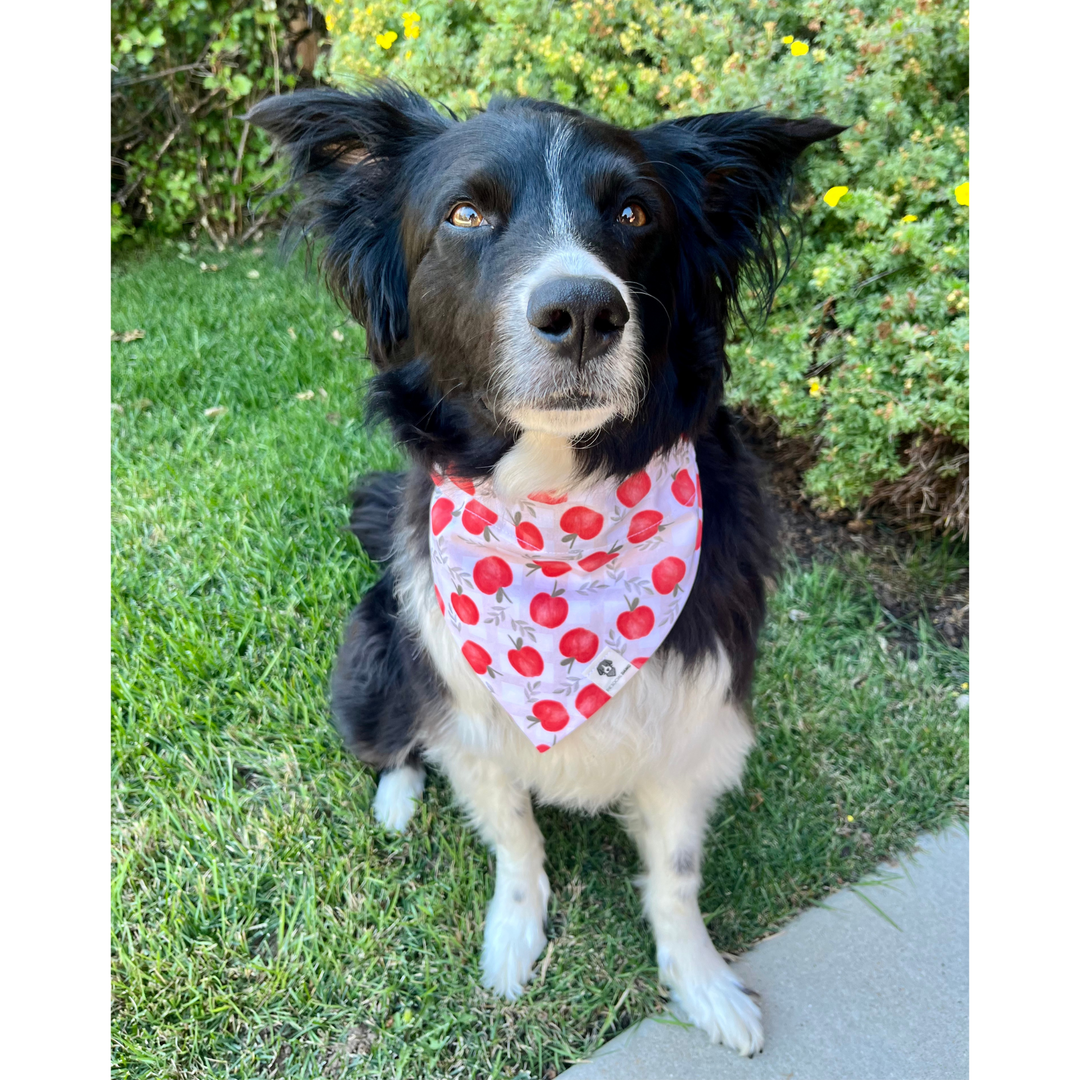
[526,276,630,368]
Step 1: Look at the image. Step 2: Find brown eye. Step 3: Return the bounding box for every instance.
[617,203,648,227]
[449,203,485,228]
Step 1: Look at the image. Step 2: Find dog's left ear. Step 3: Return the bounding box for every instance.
[637,110,846,316]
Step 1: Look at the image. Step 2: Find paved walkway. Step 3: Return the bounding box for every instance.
[561,827,968,1080]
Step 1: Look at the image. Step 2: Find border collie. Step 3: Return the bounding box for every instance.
[250,84,842,1056]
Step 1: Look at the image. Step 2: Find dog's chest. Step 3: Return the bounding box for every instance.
[397,544,752,810]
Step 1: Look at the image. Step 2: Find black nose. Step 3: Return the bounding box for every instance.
[526,276,629,365]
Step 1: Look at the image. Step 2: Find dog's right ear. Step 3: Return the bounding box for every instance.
[247,84,450,365]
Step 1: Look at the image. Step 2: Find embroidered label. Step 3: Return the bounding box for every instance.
[589,647,636,696]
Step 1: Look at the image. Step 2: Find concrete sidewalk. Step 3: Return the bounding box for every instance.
[561,827,968,1080]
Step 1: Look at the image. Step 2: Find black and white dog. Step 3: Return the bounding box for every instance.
[250,84,841,1056]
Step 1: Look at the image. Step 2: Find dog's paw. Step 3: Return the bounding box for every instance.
[480,869,550,999]
[660,947,764,1057]
[372,765,425,833]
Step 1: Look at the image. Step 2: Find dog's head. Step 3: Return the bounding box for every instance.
[250,85,842,477]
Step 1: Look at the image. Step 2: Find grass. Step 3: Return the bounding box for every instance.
[111,242,969,1080]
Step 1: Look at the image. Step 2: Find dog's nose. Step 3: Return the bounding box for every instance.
[526,276,629,364]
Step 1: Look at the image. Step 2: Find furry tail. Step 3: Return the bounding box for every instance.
[348,471,405,562]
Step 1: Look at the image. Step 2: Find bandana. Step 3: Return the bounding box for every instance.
[429,442,702,752]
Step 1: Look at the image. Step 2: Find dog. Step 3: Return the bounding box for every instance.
[249,84,842,1056]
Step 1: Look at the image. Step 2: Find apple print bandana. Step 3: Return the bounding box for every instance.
[429,442,703,752]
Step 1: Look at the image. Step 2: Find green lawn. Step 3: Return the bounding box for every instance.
[111,243,969,1079]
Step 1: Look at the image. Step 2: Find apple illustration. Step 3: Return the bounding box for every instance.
[696,519,702,551]
[560,505,604,542]
[575,683,611,718]
[651,556,687,595]
[536,743,551,753]
[617,599,655,640]
[616,471,651,508]
[578,548,620,572]
[631,657,648,669]
[473,555,513,598]
[430,472,443,486]
[528,490,568,504]
[461,640,492,674]
[434,585,445,615]
[532,700,569,732]
[530,560,572,578]
[627,509,664,543]
[462,499,498,536]
[559,627,599,665]
[431,497,455,535]
[449,474,475,495]
[508,640,544,677]
[671,468,696,506]
[696,472,702,507]
[530,589,568,628]
[515,520,544,552]
[450,590,479,625]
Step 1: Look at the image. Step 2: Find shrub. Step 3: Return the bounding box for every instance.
[323,0,969,533]
[111,1,330,245]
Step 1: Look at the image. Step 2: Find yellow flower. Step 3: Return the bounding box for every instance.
[808,378,822,397]
[846,815,854,822]
[961,682,968,690]
[823,185,849,207]
[375,30,398,49]
[955,181,969,206]
[403,11,420,39]
[782,35,794,44]
[791,41,809,56]
[405,50,413,59]
[901,214,918,222]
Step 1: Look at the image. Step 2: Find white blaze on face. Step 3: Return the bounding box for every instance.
[492,121,646,441]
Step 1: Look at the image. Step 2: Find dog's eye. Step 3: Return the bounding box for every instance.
[617,203,649,227]
[449,203,485,228]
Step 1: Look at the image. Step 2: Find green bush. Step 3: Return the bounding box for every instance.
[324,0,969,532]
[111,2,329,245]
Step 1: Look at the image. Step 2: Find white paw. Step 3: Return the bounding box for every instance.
[480,869,550,999]
[661,947,764,1057]
[372,765,425,833]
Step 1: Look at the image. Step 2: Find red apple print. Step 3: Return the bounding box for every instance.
[578,549,620,573]
[473,555,513,596]
[462,499,498,536]
[431,498,455,535]
[575,683,611,719]
[631,657,648,669]
[507,639,545,677]
[696,473,702,507]
[528,490,568,504]
[434,585,445,615]
[531,560,572,578]
[559,628,599,664]
[617,600,655,640]
[672,468,696,506]
[450,590,479,625]
[696,519,702,551]
[560,506,604,542]
[536,743,551,753]
[616,471,651,507]
[431,472,443,486]
[530,589,568,629]
[516,520,544,552]
[627,510,664,543]
[532,700,570,732]
[449,474,475,495]
[461,640,491,674]
[651,556,687,595]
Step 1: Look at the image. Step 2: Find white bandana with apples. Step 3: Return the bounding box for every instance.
[430,441,703,752]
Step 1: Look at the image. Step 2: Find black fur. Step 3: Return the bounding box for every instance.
[249,84,841,767]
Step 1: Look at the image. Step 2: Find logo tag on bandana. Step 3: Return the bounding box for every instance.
[429,442,702,753]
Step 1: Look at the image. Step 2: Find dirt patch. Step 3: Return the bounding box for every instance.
[739,409,969,648]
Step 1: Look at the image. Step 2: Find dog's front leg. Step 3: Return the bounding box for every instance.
[623,778,764,1056]
[440,746,550,999]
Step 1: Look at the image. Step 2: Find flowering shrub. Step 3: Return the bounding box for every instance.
[325,0,970,532]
